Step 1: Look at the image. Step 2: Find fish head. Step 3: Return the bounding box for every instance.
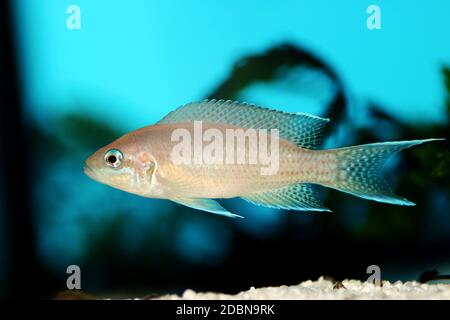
[84,134,158,196]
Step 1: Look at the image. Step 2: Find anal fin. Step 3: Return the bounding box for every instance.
[171,197,243,218]
[241,183,331,212]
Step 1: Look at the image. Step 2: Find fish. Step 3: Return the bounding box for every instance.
[84,99,443,218]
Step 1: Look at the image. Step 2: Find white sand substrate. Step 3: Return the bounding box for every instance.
[159,277,450,300]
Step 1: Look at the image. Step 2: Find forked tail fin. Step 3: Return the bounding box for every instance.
[331,139,443,205]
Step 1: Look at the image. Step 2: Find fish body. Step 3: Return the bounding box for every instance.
[84,100,442,218]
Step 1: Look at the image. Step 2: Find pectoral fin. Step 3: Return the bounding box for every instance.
[171,197,243,218]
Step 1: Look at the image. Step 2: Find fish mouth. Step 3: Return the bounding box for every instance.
[83,163,97,180]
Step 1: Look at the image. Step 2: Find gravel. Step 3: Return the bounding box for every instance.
[159,277,450,300]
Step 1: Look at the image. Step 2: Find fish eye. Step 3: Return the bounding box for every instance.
[104,149,123,168]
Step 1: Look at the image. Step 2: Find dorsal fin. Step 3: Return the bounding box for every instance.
[158,99,329,149]
[241,183,331,212]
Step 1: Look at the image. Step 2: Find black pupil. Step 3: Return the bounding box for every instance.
[108,155,117,164]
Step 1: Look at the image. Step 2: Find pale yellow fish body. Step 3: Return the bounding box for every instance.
[84,99,440,217]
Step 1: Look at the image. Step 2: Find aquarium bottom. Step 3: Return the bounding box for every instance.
[158,277,450,300]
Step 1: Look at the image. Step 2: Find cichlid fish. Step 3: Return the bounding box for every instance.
[84,99,442,218]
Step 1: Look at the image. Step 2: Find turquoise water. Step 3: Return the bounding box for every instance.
[15,0,450,129]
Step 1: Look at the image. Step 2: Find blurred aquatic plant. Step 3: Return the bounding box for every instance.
[207,43,347,134]
[205,44,449,242]
[430,67,450,180]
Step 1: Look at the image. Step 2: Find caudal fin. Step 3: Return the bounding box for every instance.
[331,139,443,206]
